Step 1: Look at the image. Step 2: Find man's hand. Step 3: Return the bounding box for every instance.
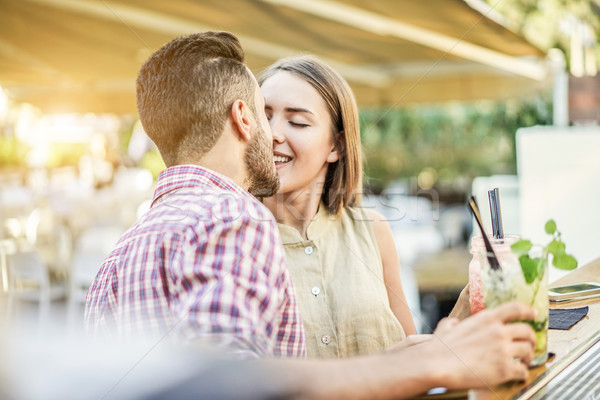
[386,334,435,353]
[427,302,537,390]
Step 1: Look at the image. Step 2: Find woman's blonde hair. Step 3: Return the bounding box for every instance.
[258,55,362,215]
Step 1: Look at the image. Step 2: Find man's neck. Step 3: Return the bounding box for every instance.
[184,132,248,191]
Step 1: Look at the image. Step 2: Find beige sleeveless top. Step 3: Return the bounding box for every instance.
[278,204,406,358]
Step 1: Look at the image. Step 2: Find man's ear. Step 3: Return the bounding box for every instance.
[230,99,252,143]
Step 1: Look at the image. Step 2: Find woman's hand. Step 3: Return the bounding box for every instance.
[448,284,471,320]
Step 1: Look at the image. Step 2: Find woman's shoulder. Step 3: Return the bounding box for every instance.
[310,204,387,241]
[343,206,391,246]
[343,205,385,225]
[333,206,387,246]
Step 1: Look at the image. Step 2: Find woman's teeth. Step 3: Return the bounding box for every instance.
[274,155,291,163]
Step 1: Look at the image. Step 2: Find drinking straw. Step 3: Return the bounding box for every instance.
[488,189,498,237]
[468,196,501,270]
[488,188,504,239]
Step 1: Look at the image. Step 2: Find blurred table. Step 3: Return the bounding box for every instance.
[414,247,471,332]
[414,247,471,294]
[470,257,600,399]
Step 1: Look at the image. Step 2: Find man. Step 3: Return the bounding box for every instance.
[85,31,536,399]
[85,31,303,358]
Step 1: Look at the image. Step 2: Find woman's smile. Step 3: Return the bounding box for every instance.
[273,153,292,168]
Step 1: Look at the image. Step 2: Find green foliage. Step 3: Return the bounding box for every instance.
[545,220,557,234]
[511,220,578,284]
[482,0,600,71]
[547,239,564,256]
[360,95,552,191]
[0,136,28,168]
[118,117,137,153]
[46,142,88,168]
[140,149,166,179]
[518,255,545,284]
[554,253,578,270]
[511,240,532,257]
[544,219,578,270]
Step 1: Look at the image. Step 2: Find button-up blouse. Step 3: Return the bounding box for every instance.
[278,204,405,358]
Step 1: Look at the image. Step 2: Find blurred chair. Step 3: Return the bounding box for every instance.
[0,239,12,295]
[26,207,73,282]
[67,250,108,329]
[0,184,34,219]
[5,248,67,327]
[0,240,15,322]
[67,224,125,328]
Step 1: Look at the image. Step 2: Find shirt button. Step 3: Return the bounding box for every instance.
[311,287,320,296]
[304,246,314,255]
[321,335,331,345]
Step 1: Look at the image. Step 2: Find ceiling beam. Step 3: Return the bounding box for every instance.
[260,0,548,81]
[373,59,517,78]
[21,0,391,87]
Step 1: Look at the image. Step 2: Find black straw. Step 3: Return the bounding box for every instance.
[468,196,501,270]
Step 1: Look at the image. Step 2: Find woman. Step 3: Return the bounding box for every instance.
[259,55,417,358]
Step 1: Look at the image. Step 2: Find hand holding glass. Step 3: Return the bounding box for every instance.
[478,242,548,368]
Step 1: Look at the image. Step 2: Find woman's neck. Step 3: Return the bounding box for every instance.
[265,181,325,240]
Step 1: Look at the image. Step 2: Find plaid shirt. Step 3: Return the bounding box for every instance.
[84,165,306,358]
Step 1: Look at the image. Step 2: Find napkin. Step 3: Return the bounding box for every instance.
[549,306,589,330]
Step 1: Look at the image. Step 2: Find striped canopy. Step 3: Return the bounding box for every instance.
[0,0,549,113]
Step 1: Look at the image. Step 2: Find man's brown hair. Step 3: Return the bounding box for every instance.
[258,55,362,215]
[136,31,256,166]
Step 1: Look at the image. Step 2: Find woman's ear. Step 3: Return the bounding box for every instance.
[327,131,343,163]
[230,99,252,143]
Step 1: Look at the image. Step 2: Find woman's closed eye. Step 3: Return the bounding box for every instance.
[289,121,309,128]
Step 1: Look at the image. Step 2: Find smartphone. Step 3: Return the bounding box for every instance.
[548,282,600,302]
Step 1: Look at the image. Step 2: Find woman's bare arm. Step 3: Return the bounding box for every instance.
[367,209,417,335]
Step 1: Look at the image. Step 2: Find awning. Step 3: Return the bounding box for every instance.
[0,0,550,113]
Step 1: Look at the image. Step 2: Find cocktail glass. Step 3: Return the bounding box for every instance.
[478,245,549,368]
[468,235,520,315]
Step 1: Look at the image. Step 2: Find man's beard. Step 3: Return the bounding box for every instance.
[245,122,280,198]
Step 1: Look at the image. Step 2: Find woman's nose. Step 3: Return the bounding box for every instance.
[270,118,285,143]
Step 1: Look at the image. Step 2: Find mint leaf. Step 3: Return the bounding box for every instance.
[547,240,565,257]
[545,220,557,234]
[553,254,578,270]
[520,255,539,284]
[511,240,532,256]
[514,219,577,282]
